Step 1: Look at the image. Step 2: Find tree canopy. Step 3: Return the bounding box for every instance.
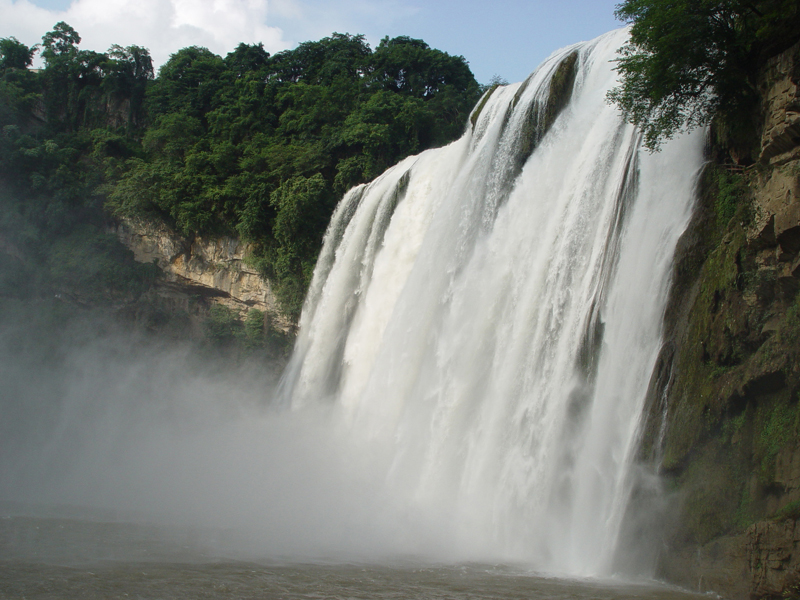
[608,0,800,152]
[0,37,36,71]
[0,24,482,318]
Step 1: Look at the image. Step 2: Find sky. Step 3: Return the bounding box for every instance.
[0,0,624,85]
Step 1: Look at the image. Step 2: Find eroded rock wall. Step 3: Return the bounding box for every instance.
[115,218,294,333]
[646,41,800,599]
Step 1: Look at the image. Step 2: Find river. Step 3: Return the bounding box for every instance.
[1,509,704,600]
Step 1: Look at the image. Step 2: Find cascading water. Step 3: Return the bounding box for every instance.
[278,28,706,576]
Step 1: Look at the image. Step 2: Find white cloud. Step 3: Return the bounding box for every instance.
[0,0,294,70]
[0,0,60,50]
[0,0,426,76]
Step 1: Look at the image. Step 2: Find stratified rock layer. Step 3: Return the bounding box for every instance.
[647,41,800,599]
[116,218,293,333]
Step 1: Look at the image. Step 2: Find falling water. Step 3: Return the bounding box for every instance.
[279,29,705,576]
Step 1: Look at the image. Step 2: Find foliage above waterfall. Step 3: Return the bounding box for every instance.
[608,0,800,152]
[0,24,481,317]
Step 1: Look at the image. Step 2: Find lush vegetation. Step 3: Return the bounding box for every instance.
[0,28,159,305]
[608,0,800,152]
[0,24,481,318]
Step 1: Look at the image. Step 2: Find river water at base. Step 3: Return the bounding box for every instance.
[0,508,704,600]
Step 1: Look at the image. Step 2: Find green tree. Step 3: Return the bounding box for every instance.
[102,45,154,128]
[39,23,110,129]
[225,42,270,77]
[147,46,228,120]
[370,36,473,98]
[267,33,371,85]
[334,91,429,188]
[608,0,800,152]
[266,173,334,315]
[368,36,480,143]
[0,38,39,125]
[41,21,80,62]
[0,37,36,71]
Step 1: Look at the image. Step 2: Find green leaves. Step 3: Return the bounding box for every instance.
[0,37,36,72]
[608,0,800,152]
[270,174,331,248]
[115,31,478,315]
[335,91,430,183]
[2,24,480,318]
[147,46,228,120]
[41,21,80,63]
[265,174,334,315]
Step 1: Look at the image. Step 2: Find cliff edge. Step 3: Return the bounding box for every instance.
[643,40,800,599]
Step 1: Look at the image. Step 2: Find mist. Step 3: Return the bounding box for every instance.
[0,302,465,565]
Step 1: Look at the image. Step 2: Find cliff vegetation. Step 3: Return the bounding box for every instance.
[0,24,481,327]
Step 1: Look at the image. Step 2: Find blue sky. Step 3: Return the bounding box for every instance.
[0,0,624,84]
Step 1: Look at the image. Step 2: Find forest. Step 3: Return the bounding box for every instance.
[0,23,481,320]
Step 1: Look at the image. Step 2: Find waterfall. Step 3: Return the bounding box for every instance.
[278,29,705,576]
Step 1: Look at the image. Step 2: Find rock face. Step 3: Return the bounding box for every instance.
[757,46,800,261]
[643,41,800,599]
[760,45,800,167]
[115,218,294,333]
[748,520,800,598]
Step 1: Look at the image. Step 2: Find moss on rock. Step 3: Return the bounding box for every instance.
[543,51,578,134]
[514,51,579,175]
[470,83,500,129]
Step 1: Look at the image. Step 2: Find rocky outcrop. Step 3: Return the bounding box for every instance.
[657,533,750,598]
[760,45,800,167]
[645,41,800,599]
[115,218,294,333]
[748,519,800,598]
[755,45,800,262]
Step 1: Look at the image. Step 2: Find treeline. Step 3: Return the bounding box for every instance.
[0,23,481,316]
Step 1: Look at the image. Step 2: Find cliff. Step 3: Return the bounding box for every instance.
[115,218,294,334]
[643,41,800,599]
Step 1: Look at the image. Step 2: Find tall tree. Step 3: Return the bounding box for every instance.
[102,45,154,128]
[40,21,80,63]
